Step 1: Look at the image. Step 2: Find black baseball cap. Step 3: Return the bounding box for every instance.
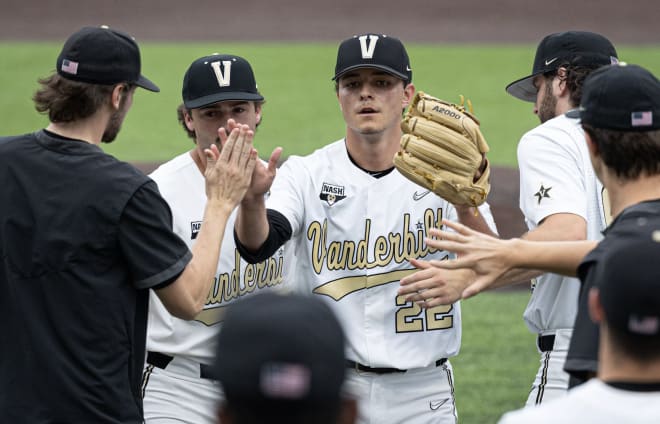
[506,31,618,102]
[182,54,264,109]
[332,33,412,83]
[56,26,159,92]
[212,292,346,415]
[566,64,660,131]
[596,229,660,337]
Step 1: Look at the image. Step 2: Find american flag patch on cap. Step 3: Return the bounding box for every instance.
[61,59,79,75]
[260,363,311,399]
[631,111,653,127]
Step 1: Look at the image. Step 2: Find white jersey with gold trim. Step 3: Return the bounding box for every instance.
[499,379,660,424]
[518,113,607,335]
[266,139,497,370]
[146,152,295,363]
[517,113,608,406]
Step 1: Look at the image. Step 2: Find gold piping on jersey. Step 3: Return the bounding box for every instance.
[309,208,444,300]
[314,269,418,300]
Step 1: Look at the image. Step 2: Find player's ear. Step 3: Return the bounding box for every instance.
[110,84,124,110]
[402,82,415,108]
[588,287,605,324]
[555,67,569,97]
[183,109,195,132]
[584,130,599,156]
[254,102,263,127]
[217,402,232,424]
[338,397,359,424]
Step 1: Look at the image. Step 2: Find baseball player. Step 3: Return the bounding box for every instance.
[0,27,256,423]
[402,64,660,397]
[507,31,618,405]
[141,54,294,424]
[499,236,660,424]
[233,33,498,424]
[400,31,619,405]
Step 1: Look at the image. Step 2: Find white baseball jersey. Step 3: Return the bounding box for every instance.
[266,139,497,369]
[146,152,295,363]
[499,379,660,424]
[518,113,607,335]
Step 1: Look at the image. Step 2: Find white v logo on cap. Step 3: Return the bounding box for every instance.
[210,60,232,87]
[358,35,378,59]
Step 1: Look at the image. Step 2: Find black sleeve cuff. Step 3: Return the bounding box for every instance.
[234,209,293,263]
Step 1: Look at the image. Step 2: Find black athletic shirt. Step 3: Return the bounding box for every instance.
[564,199,660,385]
[0,130,192,423]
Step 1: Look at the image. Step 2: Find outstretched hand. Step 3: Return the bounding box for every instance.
[219,118,282,202]
[398,258,475,307]
[204,123,257,209]
[247,146,282,201]
[421,219,515,298]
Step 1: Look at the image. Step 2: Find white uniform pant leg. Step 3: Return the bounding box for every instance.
[344,360,457,424]
[525,329,572,406]
[141,364,223,424]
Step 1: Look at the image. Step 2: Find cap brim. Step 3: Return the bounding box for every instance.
[135,75,160,92]
[332,64,408,81]
[505,74,540,102]
[184,92,265,109]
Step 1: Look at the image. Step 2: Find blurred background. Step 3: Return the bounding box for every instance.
[0,0,656,43]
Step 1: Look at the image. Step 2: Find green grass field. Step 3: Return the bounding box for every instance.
[454,290,538,423]
[1,42,659,166]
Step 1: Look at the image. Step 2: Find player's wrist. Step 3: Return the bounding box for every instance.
[453,204,477,215]
[205,198,235,216]
[506,238,526,268]
[240,192,266,209]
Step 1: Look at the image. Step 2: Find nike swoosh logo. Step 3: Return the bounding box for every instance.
[430,399,448,410]
[413,190,431,201]
[544,57,558,66]
[406,65,412,71]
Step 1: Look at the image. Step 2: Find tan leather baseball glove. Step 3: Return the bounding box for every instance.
[394,91,491,207]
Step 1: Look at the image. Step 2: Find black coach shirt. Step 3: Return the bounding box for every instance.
[0,130,192,423]
[564,199,660,383]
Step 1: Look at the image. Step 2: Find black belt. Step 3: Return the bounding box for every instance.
[146,351,215,380]
[346,358,447,374]
[537,334,556,352]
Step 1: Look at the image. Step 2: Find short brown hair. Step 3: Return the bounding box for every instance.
[550,64,604,108]
[583,124,660,179]
[176,103,196,140]
[33,74,114,123]
[608,325,660,363]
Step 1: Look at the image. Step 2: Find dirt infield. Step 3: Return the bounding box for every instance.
[1,0,657,44]
[3,0,656,239]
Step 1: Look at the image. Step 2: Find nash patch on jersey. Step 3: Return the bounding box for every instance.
[319,182,347,206]
[190,221,202,239]
[534,185,552,205]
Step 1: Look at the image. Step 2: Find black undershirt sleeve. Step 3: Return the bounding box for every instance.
[234,209,292,263]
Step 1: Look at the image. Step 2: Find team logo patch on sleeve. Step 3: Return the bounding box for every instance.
[319,182,347,206]
[190,221,202,239]
[534,185,552,205]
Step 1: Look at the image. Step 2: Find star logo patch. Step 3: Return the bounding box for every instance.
[534,185,552,205]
